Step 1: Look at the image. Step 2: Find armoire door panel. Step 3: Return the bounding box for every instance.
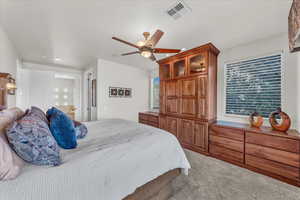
[167,117,178,137]
[188,52,208,75]
[159,116,167,131]
[197,98,207,119]
[198,77,207,98]
[160,80,165,97]
[159,81,166,114]
[194,122,208,150]
[160,96,165,114]
[182,79,197,97]
[166,81,177,97]
[181,98,197,116]
[179,119,195,144]
[166,99,178,114]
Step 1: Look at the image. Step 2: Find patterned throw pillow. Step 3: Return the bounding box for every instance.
[30,106,49,124]
[74,120,88,139]
[6,110,61,166]
[47,107,77,149]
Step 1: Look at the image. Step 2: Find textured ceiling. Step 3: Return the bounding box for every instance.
[0,0,293,70]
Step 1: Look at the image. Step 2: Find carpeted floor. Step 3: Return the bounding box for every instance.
[169,150,300,200]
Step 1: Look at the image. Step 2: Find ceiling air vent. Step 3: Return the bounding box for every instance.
[166,1,192,20]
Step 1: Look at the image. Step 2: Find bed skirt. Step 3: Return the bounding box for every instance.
[124,169,180,200]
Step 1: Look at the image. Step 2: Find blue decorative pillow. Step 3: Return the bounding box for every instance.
[6,110,61,166]
[47,107,77,149]
[73,120,88,139]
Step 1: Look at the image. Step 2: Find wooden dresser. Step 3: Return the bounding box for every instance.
[210,121,300,186]
[138,114,300,186]
[157,43,219,154]
[138,112,159,128]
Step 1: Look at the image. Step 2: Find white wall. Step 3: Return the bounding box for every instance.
[217,34,300,130]
[0,26,20,107]
[97,59,149,122]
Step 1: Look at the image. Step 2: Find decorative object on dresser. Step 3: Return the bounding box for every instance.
[269,107,291,132]
[139,112,159,128]
[289,0,300,52]
[210,121,300,187]
[249,112,264,128]
[157,43,219,154]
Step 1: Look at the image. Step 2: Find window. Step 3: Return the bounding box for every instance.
[151,77,160,110]
[225,54,282,118]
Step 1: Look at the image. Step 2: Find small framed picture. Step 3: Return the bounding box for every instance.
[125,88,132,97]
[109,87,118,97]
[118,88,125,97]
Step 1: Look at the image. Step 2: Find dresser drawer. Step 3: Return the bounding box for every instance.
[210,126,244,141]
[147,121,159,128]
[139,114,148,121]
[246,132,299,153]
[209,135,244,152]
[210,144,244,163]
[246,155,299,181]
[139,119,148,125]
[246,143,299,168]
[148,115,159,123]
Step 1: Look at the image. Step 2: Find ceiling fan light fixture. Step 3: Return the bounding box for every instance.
[141,51,152,58]
[137,40,146,47]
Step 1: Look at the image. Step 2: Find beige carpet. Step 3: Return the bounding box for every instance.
[169,150,300,200]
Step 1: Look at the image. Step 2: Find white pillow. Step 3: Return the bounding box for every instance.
[0,107,25,181]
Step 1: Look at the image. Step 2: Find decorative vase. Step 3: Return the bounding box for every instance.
[269,108,291,132]
[249,112,264,128]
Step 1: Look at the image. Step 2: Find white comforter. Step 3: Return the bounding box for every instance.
[0,119,190,200]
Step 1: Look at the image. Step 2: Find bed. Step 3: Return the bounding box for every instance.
[0,118,190,200]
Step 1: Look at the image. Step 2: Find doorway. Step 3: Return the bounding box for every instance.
[85,68,97,121]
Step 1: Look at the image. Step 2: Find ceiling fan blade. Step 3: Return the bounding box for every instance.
[112,37,139,49]
[147,30,164,47]
[149,54,157,61]
[121,51,140,56]
[154,48,181,54]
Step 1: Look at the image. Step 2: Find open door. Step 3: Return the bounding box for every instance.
[87,72,97,121]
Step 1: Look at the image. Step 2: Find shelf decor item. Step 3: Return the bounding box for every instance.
[269,108,291,132]
[249,112,264,128]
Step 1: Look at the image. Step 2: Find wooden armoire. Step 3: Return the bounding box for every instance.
[157,43,219,154]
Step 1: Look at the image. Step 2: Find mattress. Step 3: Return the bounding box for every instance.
[0,119,190,200]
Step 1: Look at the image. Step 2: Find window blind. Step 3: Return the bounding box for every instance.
[225,54,282,118]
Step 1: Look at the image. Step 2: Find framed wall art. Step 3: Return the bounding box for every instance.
[109,87,132,98]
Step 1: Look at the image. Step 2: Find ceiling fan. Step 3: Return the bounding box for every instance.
[112,30,181,61]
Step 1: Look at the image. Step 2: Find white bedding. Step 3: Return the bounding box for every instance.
[0,119,190,200]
